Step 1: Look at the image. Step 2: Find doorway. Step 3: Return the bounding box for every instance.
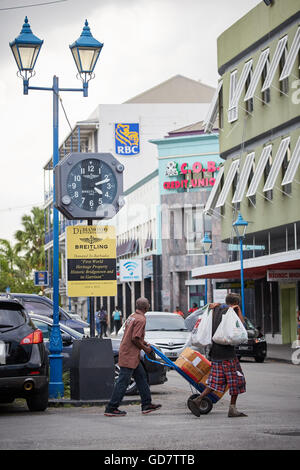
[280,284,297,344]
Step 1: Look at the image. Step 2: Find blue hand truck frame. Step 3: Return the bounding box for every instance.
[146,345,222,414]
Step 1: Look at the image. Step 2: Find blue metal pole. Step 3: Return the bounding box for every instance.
[204,253,208,305]
[49,75,64,398]
[240,237,245,317]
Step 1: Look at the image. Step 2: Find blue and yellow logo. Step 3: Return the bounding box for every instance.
[115,123,140,156]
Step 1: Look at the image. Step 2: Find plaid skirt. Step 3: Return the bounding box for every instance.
[206,358,246,396]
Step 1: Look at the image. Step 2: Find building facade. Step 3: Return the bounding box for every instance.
[193,0,300,344]
[151,121,227,314]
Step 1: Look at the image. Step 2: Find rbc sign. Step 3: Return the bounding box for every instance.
[115,123,140,156]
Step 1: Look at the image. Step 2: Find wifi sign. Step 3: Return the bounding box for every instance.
[120,259,142,282]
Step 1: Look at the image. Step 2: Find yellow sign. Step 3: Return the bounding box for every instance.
[66,225,116,297]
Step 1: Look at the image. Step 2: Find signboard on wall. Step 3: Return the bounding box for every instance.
[119,258,142,282]
[66,225,116,297]
[267,270,300,282]
[115,123,140,156]
[34,271,49,286]
[163,160,220,190]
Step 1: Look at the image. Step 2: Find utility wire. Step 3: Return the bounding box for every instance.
[0,0,67,10]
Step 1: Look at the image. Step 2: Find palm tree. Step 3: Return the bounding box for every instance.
[14,206,45,272]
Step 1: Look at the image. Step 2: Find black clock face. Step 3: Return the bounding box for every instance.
[66,158,118,212]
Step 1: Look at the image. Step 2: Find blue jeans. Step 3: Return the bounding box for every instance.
[106,362,151,410]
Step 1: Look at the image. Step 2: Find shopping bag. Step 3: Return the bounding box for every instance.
[191,305,213,347]
[212,307,248,346]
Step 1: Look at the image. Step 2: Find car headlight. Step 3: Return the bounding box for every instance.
[255,336,266,343]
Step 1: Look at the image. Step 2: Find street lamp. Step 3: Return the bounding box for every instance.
[10,17,103,398]
[232,212,248,317]
[201,232,212,305]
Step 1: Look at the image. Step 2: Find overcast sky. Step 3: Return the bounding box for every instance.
[0,0,261,242]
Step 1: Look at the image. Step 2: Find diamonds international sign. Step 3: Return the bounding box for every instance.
[66,225,116,297]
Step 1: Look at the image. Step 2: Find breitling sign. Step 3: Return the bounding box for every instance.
[66,225,117,297]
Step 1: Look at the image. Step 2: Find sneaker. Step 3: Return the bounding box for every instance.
[142,403,162,414]
[104,408,127,417]
[187,398,201,417]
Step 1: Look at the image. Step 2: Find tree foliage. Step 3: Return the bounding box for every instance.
[0,207,45,293]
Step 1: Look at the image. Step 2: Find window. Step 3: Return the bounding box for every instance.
[264,152,273,201]
[245,66,254,114]
[32,319,51,340]
[281,145,292,195]
[218,84,224,129]
[279,45,289,95]
[261,58,271,104]
[228,70,238,123]
[248,162,256,207]
[262,35,288,92]
[24,300,52,316]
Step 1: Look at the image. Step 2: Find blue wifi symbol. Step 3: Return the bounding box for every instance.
[124,261,138,276]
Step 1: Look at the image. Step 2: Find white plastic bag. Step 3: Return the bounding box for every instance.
[212,307,248,346]
[191,306,213,347]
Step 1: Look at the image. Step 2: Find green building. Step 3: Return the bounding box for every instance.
[193,0,300,345]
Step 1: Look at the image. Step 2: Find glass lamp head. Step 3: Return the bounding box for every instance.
[233,212,248,239]
[69,20,103,74]
[9,17,43,72]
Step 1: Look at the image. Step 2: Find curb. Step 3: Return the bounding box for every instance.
[48,398,140,407]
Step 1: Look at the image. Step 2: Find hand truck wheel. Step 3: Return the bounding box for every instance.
[187,393,213,415]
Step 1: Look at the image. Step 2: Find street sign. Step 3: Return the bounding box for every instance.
[34,271,49,286]
[119,258,142,282]
[66,225,117,297]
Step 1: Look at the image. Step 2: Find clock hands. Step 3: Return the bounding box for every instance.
[94,187,103,195]
[95,177,110,186]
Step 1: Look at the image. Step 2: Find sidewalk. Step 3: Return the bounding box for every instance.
[266,343,296,363]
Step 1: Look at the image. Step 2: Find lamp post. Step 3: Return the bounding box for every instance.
[232,212,248,317]
[201,232,212,305]
[10,17,103,398]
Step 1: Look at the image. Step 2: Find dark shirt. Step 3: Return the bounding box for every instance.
[209,304,236,361]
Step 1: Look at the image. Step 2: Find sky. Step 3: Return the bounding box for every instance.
[0,0,261,243]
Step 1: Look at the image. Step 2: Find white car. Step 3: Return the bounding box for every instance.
[117,311,190,360]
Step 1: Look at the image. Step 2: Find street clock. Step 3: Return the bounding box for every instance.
[55,152,125,220]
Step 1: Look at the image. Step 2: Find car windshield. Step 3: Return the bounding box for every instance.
[146,315,187,331]
[23,299,71,320]
[30,316,83,339]
[244,317,256,330]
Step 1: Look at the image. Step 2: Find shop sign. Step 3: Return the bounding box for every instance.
[119,258,142,282]
[267,270,300,282]
[66,225,117,297]
[34,271,49,286]
[163,160,220,190]
[115,123,140,155]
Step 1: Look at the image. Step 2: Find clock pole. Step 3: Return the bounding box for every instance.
[87,219,96,338]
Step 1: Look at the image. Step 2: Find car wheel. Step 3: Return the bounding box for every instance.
[26,385,48,412]
[114,358,138,395]
[187,393,213,415]
[254,355,265,363]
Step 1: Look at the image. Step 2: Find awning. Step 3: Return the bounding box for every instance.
[261,35,287,92]
[228,70,238,123]
[215,159,240,208]
[229,59,253,109]
[282,136,300,186]
[204,166,224,214]
[280,26,300,81]
[263,137,290,192]
[232,152,255,204]
[246,145,272,197]
[192,249,300,280]
[204,79,223,133]
[244,48,269,101]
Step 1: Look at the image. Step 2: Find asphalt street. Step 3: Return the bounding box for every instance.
[0,359,299,451]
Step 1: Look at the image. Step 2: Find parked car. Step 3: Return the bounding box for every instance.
[5,293,90,336]
[117,311,190,361]
[235,317,267,363]
[0,296,49,411]
[185,306,267,363]
[29,313,84,371]
[29,314,167,395]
